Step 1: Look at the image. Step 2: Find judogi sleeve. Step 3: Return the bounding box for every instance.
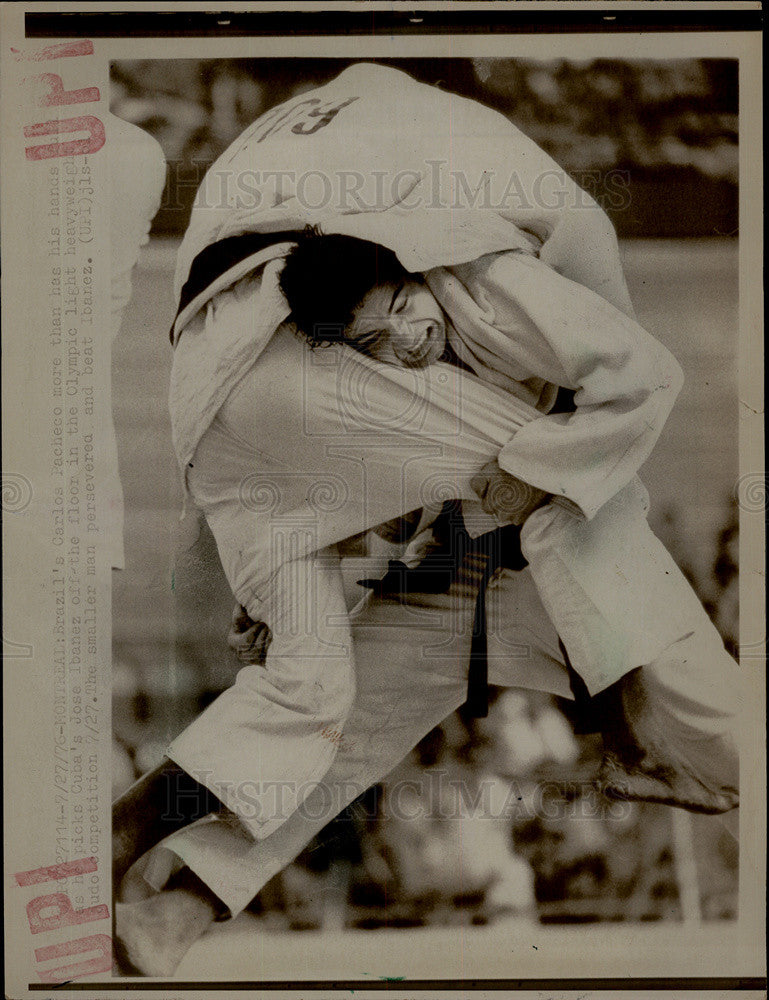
[432,252,684,520]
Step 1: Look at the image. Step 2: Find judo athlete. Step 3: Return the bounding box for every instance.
[278,228,740,811]
[113,64,740,974]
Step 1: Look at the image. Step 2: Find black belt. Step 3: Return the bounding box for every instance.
[358,501,528,718]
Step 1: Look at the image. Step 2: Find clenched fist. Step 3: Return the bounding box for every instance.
[227,604,271,664]
[470,460,550,525]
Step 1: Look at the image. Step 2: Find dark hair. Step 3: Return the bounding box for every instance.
[279,228,409,347]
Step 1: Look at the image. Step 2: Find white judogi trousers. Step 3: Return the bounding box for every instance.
[166,318,715,838]
[152,564,738,917]
[155,329,739,915]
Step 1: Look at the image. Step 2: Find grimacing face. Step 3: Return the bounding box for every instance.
[346,279,447,368]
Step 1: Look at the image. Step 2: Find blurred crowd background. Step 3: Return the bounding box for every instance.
[111,59,739,933]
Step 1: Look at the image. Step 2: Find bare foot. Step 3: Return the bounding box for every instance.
[114,870,222,977]
[598,668,739,814]
[598,750,738,813]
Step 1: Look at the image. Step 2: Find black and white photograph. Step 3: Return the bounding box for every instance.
[1,5,765,995]
[109,51,749,977]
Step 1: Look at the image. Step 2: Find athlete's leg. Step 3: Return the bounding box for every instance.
[114,867,222,977]
[166,545,356,842]
[598,623,739,816]
[142,571,570,918]
[113,544,355,894]
[112,583,478,973]
[113,761,228,888]
[151,587,472,915]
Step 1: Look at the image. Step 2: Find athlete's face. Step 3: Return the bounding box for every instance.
[346,279,447,369]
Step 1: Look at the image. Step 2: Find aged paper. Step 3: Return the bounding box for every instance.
[1,3,764,997]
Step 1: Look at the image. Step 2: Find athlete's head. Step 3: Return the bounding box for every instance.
[279,229,447,369]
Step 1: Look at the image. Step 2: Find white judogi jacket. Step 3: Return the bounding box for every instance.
[170,62,635,470]
[151,63,737,902]
[169,63,686,692]
[164,64,700,847]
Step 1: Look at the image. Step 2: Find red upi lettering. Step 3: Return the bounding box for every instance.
[13,856,111,983]
[13,38,104,161]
